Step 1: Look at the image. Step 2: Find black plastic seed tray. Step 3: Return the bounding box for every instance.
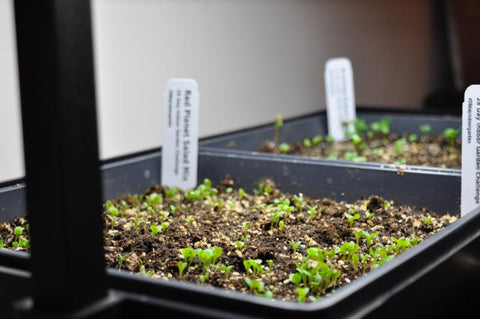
[0,149,478,318]
[200,109,462,172]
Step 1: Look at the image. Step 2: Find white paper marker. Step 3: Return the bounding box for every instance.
[324,57,356,141]
[461,85,480,216]
[161,79,199,190]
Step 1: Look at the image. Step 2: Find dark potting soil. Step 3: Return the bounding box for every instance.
[259,133,461,168]
[0,178,457,302]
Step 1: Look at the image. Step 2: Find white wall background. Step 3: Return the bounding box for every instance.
[0,0,438,182]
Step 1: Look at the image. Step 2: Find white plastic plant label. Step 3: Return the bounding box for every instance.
[461,85,480,216]
[161,79,199,191]
[324,57,356,141]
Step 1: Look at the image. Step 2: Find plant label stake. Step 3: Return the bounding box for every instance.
[324,57,356,141]
[461,85,480,216]
[162,79,199,190]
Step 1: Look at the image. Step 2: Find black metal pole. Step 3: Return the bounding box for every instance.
[14,0,107,314]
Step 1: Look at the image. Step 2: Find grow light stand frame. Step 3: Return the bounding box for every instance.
[13,0,113,317]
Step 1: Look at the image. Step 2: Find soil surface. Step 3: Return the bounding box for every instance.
[0,178,457,302]
[259,133,461,168]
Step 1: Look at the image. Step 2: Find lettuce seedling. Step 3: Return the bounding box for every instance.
[118,254,126,269]
[198,247,223,272]
[106,201,119,217]
[181,247,197,267]
[293,193,305,210]
[296,287,310,303]
[327,153,338,160]
[242,222,250,243]
[270,211,284,228]
[244,259,264,276]
[312,135,323,145]
[169,205,179,214]
[365,210,374,219]
[164,186,179,198]
[362,231,379,248]
[290,241,301,254]
[443,128,459,147]
[344,212,360,227]
[146,192,162,207]
[279,142,290,153]
[177,261,187,278]
[219,264,233,279]
[253,182,272,195]
[225,187,233,194]
[303,138,312,148]
[199,273,209,284]
[394,138,407,155]
[235,241,245,249]
[326,135,334,143]
[308,205,318,219]
[245,278,272,298]
[408,134,418,142]
[238,188,246,198]
[420,124,431,135]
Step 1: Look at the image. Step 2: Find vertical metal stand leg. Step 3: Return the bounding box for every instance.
[14,0,108,315]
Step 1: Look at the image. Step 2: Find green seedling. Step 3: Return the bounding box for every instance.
[353,229,363,245]
[199,273,209,284]
[408,134,418,142]
[352,118,368,135]
[395,138,407,154]
[266,260,274,269]
[133,219,143,231]
[146,192,162,207]
[138,259,154,276]
[118,254,126,269]
[327,153,338,160]
[181,247,197,267]
[351,133,366,152]
[238,188,246,198]
[225,187,233,194]
[161,211,170,220]
[423,215,432,225]
[244,259,264,276]
[365,210,374,219]
[106,201,119,217]
[326,135,335,143]
[370,117,391,136]
[270,210,284,228]
[198,247,223,272]
[0,240,4,249]
[420,124,431,135]
[306,247,324,261]
[279,142,290,153]
[293,193,305,210]
[242,222,250,243]
[308,205,318,219]
[185,217,195,225]
[245,278,272,298]
[443,128,459,147]
[351,253,359,271]
[235,241,245,249]
[253,182,272,195]
[344,151,365,162]
[344,212,360,227]
[12,226,26,248]
[290,241,301,254]
[312,135,323,145]
[169,204,179,214]
[303,138,312,148]
[278,220,285,230]
[218,264,233,279]
[296,287,310,303]
[362,231,379,248]
[274,115,283,153]
[177,261,187,278]
[164,186,179,198]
